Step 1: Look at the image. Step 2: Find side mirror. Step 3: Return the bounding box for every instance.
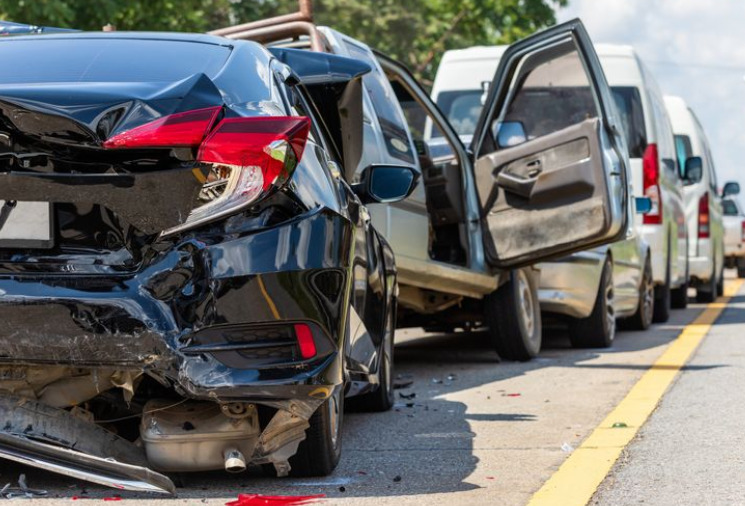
[684,156,703,184]
[722,181,740,197]
[353,164,420,204]
[495,121,527,148]
[635,196,652,215]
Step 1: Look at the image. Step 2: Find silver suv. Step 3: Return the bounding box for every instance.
[216,17,630,360]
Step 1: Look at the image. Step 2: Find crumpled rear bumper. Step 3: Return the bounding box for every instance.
[0,209,351,404]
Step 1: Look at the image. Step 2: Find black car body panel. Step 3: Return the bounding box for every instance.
[0,32,397,489]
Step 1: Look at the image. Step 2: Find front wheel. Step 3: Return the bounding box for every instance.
[287,389,344,477]
[569,256,615,348]
[484,268,542,361]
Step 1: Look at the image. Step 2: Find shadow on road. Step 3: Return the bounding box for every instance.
[3,286,740,502]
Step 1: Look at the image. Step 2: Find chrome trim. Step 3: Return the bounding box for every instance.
[0,433,175,495]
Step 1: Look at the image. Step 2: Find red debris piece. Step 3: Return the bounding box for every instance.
[505,393,521,397]
[103,497,122,501]
[226,494,325,506]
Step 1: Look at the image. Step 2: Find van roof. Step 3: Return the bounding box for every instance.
[440,45,507,65]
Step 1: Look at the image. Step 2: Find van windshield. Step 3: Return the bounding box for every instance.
[435,89,483,138]
[611,86,647,158]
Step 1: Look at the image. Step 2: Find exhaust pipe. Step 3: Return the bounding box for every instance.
[223,448,247,473]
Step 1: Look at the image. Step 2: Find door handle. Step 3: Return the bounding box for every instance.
[496,168,541,199]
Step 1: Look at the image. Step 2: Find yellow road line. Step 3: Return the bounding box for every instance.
[528,279,744,506]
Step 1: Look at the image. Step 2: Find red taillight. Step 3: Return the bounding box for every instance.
[104,109,311,235]
[103,106,222,149]
[198,116,310,191]
[741,220,745,242]
[698,192,710,239]
[294,323,316,360]
[642,143,662,225]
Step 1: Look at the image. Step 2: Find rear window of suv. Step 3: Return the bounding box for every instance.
[0,38,231,83]
[611,86,647,158]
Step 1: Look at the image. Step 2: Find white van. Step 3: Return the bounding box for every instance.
[431,46,655,345]
[595,45,688,319]
[664,95,725,300]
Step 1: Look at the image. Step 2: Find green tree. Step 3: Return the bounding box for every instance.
[227,0,566,82]
[1,0,565,82]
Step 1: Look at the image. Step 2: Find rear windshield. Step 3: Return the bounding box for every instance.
[611,86,647,158]
[723,199,739,216]
[0,38,231,83]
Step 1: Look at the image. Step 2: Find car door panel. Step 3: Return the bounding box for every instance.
[472,19,628,269]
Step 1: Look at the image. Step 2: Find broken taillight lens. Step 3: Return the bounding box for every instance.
[104,109,310,235]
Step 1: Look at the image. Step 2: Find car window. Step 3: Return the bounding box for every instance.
[723,199,739,216]
[435,89,484,137]
[611,86,647,158]
[489,47,599,149]
[0,38,231,83]
[341,40,415,165]
[674,134,692,179]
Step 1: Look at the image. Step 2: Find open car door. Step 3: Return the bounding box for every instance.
[472,19,628,269]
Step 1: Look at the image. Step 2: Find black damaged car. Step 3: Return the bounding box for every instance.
[0,33,417,493]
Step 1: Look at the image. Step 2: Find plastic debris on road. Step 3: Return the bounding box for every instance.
[225,494,324,506]
[0,474,47,499]
[561,442,574,453]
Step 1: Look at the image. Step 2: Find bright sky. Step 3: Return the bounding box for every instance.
[557,0,745,188]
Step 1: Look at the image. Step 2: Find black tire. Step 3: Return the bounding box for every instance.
[671,262,689,309]
[737,258,745,278]
[287,389,344,477]
[484,268,542,361]
[568,256,615,348]
[625,256,654,331]
[652,258,671,323]
[346,310,395,412]
[696,264,717,303]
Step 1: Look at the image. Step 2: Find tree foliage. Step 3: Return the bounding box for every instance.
[0,0,565,81]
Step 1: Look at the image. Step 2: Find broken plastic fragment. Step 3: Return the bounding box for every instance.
[561,442,574,453]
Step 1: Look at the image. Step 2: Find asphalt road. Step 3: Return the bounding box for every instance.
[2,274,740,505]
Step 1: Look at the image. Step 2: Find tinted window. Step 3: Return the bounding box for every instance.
[435,89,483,137]
[723,199,739,216]
[343,41,415,165]
[0,38,231,83]
[675,135,692,179]
[611,86,647,158]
